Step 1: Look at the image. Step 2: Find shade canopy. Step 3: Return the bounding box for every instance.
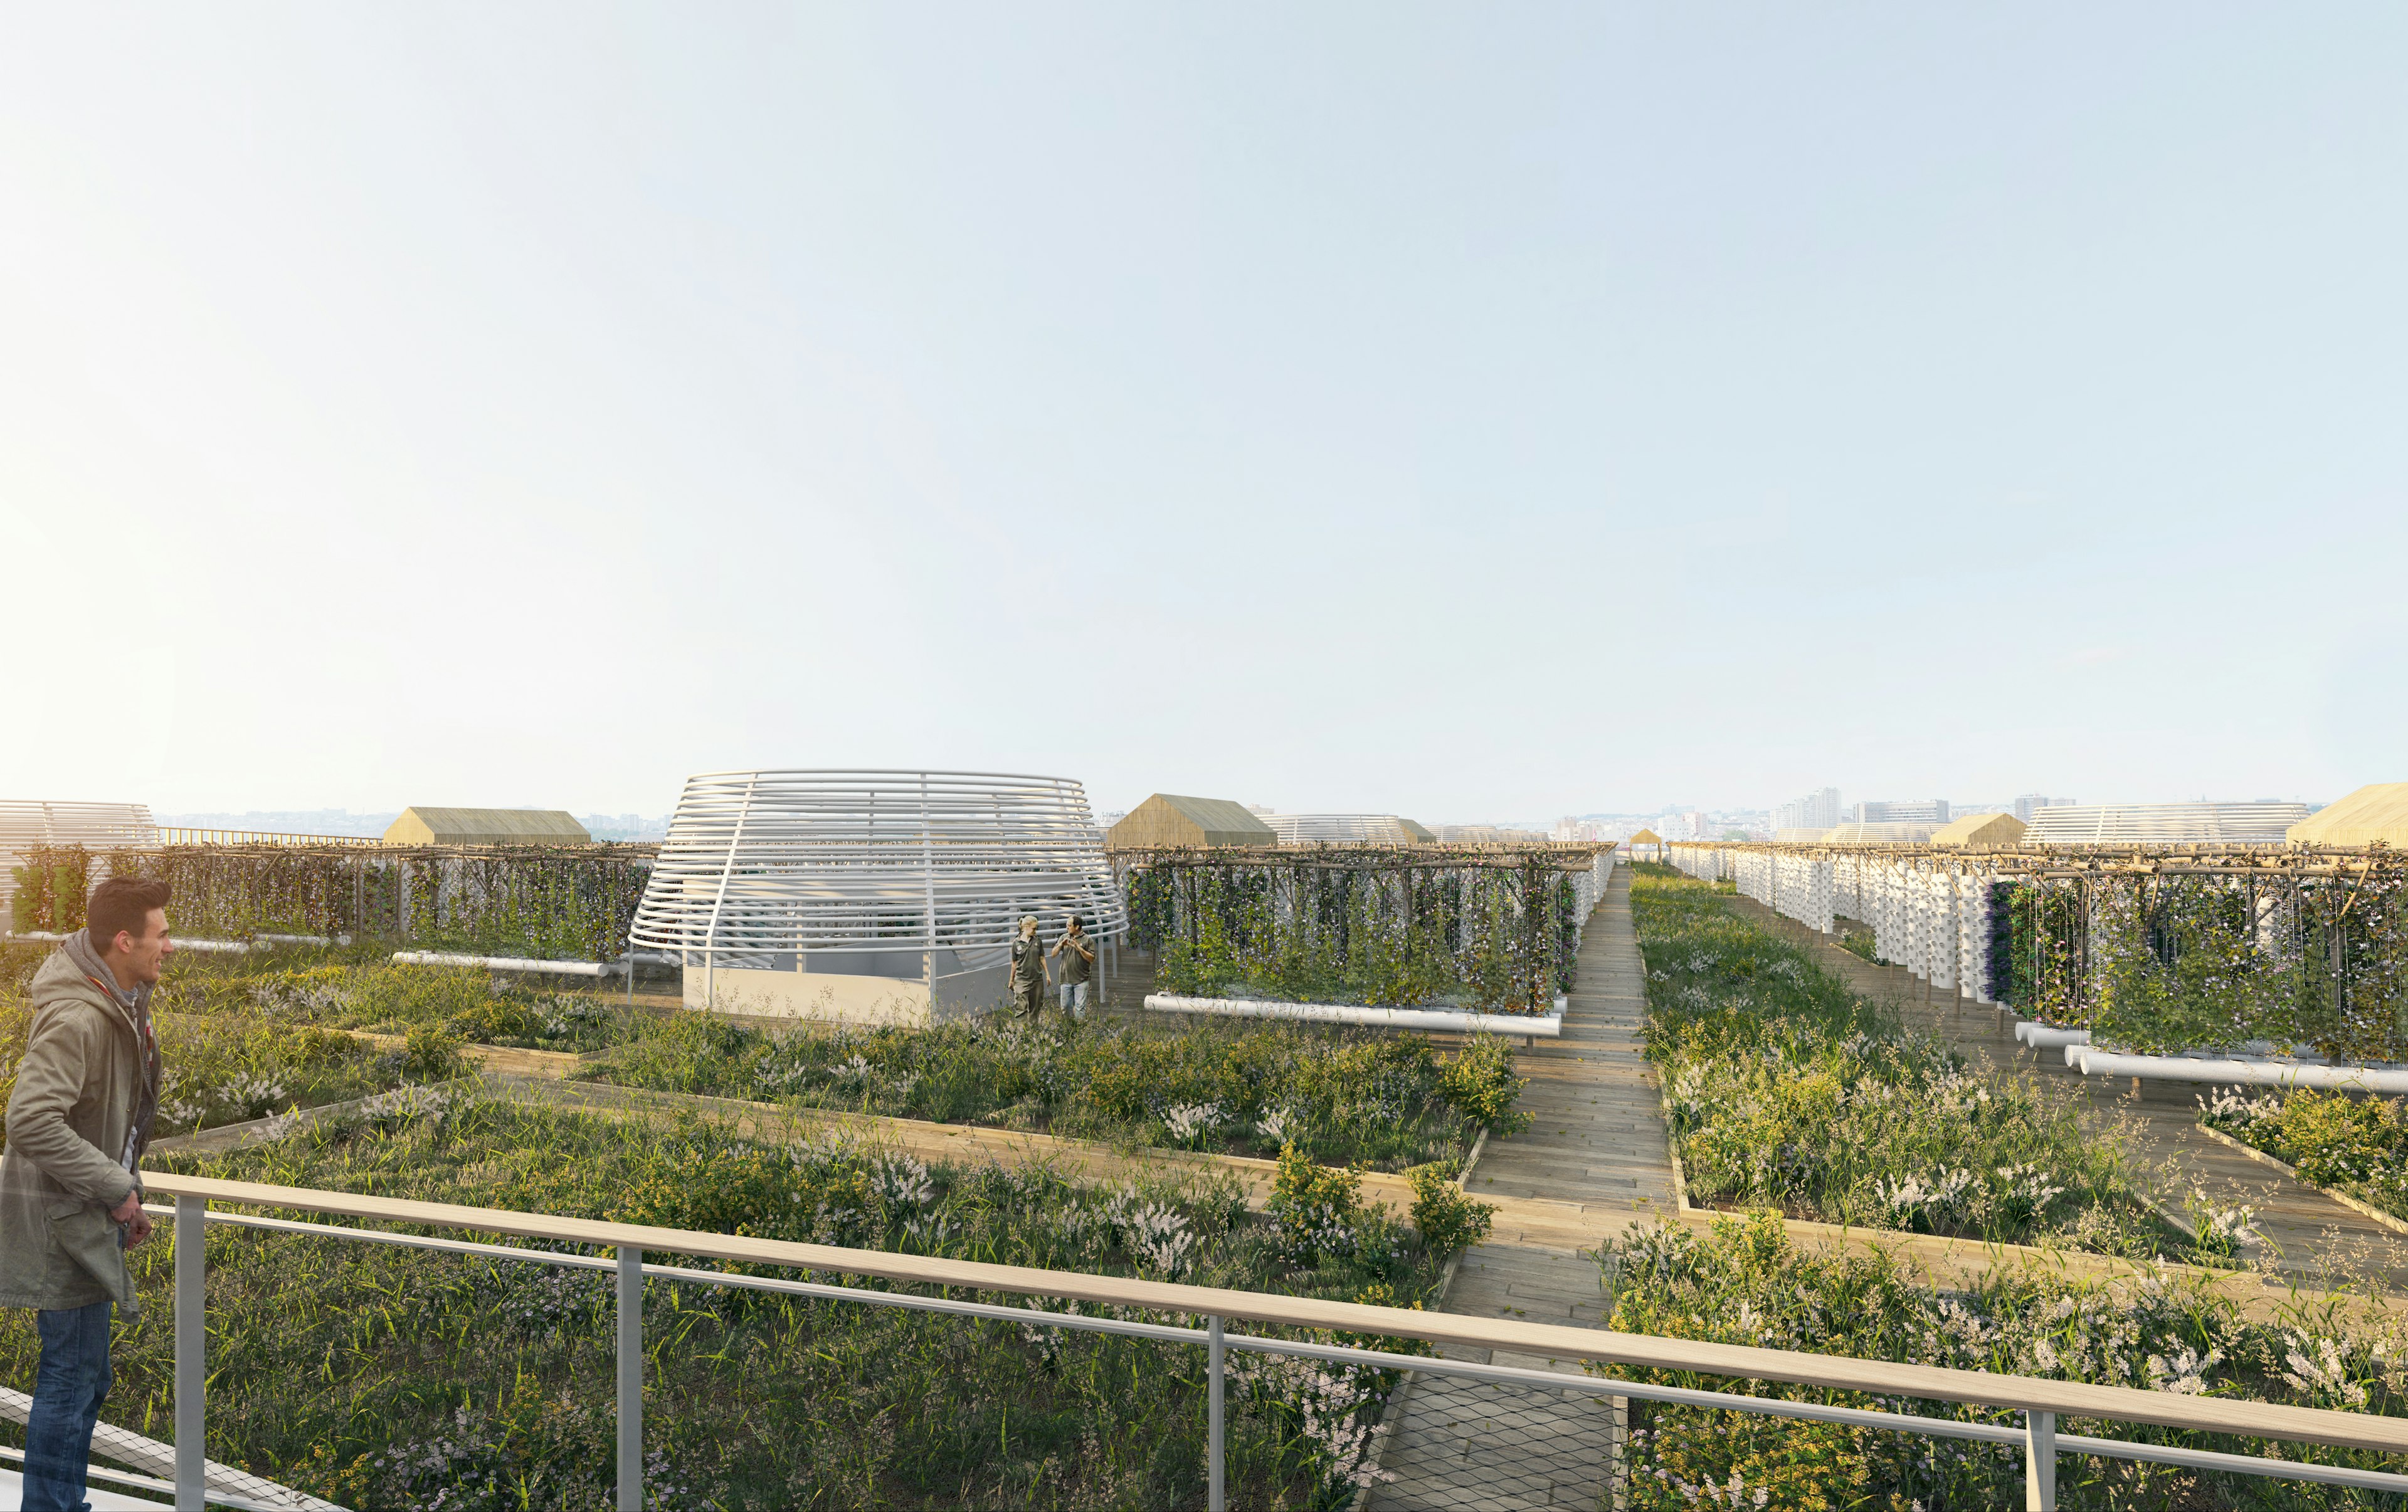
[1627,828,1662,845]
[1930,812,2028,849]
[384,808,591,846]
[2289,785,2408,849]
[628,769,1126,963]
[1107,793,1275,849]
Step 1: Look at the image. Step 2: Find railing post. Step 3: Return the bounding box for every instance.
[174,1193,205,1512]
[1605,1393,1629,1511]
[617,1245,642,1511]
[1208,1313,1225,1512]
[2025,1409,2056,1510]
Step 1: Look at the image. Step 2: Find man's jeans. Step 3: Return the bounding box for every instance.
[1058,980,1089,1018]
[24,1299,113,1511]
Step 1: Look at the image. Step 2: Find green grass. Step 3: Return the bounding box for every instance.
[2,1091,1459,1510]
[1631,867,2175,1257]
[1603,1212,2408,1509]
[592,1012,1528,1174]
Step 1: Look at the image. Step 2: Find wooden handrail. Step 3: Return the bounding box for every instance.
[140,1170,2408,1455]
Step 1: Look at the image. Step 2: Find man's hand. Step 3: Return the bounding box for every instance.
[110,1189,153,1248]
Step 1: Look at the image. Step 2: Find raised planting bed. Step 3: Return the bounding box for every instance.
[1599,1212,2408,1508]
[588,1010,1530,1175]
[1632,868,2192,1261]
[69,1089,1483,1510]
[2200,1085,2408,1233]
[1143,992,1566,1037]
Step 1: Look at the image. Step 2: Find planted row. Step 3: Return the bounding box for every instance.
[596,1012,1529,1173]
[40,1091,1486,1510]
[1632,867,2177,1257]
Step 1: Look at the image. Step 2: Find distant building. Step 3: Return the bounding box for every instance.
[383,808,592,846]
[1437,824,1551,843]
[1772,788,1841,832]
[1107,794,1277,849]
[2012,794,2078,822]
[1856,799,1950,825]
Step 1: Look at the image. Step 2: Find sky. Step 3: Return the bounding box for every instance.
[3,5,2402,824]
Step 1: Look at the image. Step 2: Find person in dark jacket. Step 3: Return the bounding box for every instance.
[2,876,171,1512]
[1007,915,1047,1020]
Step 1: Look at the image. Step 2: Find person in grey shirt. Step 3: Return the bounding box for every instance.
[1048,914,1095,1020]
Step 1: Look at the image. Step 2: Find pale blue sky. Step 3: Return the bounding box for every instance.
[3,6,2402,822]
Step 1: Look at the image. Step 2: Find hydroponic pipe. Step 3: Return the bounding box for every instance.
[2067,1047,2408,1094]
[391,951,623,977]
[2014,1022,2091,1050]
[1144,993,1566,1038]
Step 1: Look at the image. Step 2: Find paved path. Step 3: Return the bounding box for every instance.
[1726,895,2408,1293]
[1372,865,1669,1511]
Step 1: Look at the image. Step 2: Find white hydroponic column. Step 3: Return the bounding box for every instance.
[1957,864,1985,1000]
[1928,869,1956,992]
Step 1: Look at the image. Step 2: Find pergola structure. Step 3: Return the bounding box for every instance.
[627,769,1126,1022]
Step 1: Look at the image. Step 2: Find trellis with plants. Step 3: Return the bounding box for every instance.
[1992,852,2408,1059]
[9,842,656,962]
[1120,845,1600,1013]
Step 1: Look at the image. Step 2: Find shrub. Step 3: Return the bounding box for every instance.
[1269,1141,1367,1268]
[399,1023,469,1084]
[1405,1163,1493,1256]
[1434,1035,1531,1134]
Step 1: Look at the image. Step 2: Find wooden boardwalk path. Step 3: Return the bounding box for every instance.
[1727,894,2408,1292]
[1371,865,1670,1511]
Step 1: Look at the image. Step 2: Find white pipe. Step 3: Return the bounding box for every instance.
[2014,1022,2091,1050]
[2069,1047,2408,1094]
[8,931,254,954]
[391,951,622,977]
[1144,994,1566,1037]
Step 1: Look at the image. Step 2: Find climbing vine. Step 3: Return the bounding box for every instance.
[9,843,655,961]
[1992,854,2408,1058]
[1123,848,1594,1013]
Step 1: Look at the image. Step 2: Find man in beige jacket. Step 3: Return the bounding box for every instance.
[2,876,170,1511]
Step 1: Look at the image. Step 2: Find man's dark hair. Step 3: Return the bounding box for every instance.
[87,877,171,951]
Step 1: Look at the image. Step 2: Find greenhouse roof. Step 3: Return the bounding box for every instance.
[1930,812,2028,849]
[384,807,592,846]
[2289,784,2408,848]
[1158,795,1276,838]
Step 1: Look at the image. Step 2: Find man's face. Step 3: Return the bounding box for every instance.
[117,907,172,985]
[1066,917,1082,935]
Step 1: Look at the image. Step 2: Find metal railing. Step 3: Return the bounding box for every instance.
[133,1170,2408,1512]
[154,829,387,848]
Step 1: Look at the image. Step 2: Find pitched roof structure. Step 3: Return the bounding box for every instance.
[1398,817,1436,842]
[1930,812,2029,849]
[1107,794,1277,849]
[2288,784,2408,849]
[383,808,592,847]
[1627,827,1662,845]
